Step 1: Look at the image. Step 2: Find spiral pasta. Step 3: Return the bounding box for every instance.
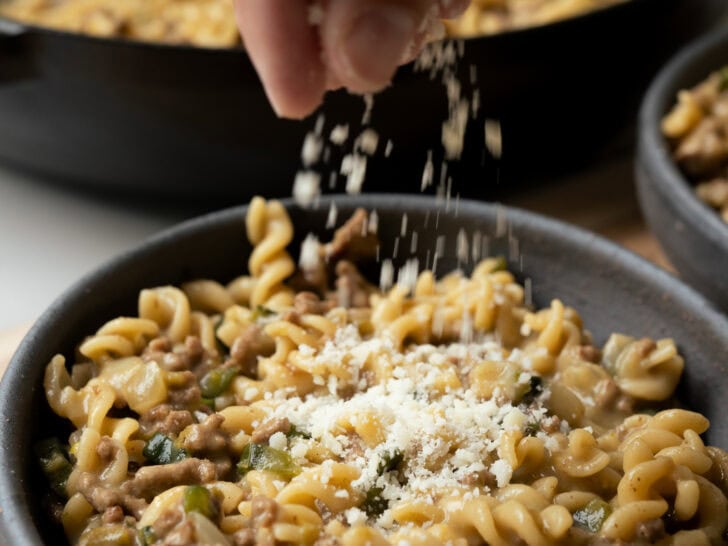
[36,198,728,546]
[0,0,240,47]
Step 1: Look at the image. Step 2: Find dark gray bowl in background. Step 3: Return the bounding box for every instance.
[0,0,725,203]
[1,195,727,544]
[637,27,728,311]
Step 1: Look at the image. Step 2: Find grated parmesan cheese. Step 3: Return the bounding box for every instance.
[357,128,379,156]
[269,432,288,450]
[292,171,321,207]
[299,234,321,270]
[257,326,551,523]
[330,124,349,146]
[301,131,323,167]
[485,119,503,159]
[326,202,338,229]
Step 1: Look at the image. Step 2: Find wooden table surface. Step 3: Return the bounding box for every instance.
[0,161,670,375]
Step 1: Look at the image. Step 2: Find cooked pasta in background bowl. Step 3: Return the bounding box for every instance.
[1,195,727,545]
[637,27,728,311]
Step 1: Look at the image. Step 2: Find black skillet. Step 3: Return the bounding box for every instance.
[0,0,725,203]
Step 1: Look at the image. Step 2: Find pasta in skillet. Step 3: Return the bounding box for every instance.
[39,197,728,546]
[444,0,629,37]
[0,0,631,45]
[0,0,239,47]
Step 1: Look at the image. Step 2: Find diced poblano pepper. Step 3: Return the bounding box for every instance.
[35,438,73,499]
[516,376,544,405]
[237,443,301,480]
[183,485,219,520]
[286,424,312,440]
[199,366,241,399]
[139,526,157,546]
[142,433,188,465]
[573,499,613,533]
[377,449,404,476]
[361,486,388,517]
[719,66,728,91]
[252,305,276,322]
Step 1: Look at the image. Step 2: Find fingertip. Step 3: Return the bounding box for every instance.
[265,79,327,120]
[323,1,419,94]
[235,0,327,119]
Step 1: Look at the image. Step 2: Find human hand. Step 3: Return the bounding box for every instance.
[234,0,469,119]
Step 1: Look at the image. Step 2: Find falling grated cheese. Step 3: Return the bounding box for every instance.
[299,234,321,270]
[384,139,394,157]
[421,151,434,191]
[379,259,394,291]
[301,131,324,167]
[339,151,367,193]
[292,171,321,207]
[326,202,338,229]
[485,119,503,159]
[357,129,380,156]
[330,124,349,146]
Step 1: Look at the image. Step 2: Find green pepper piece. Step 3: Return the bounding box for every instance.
[516,376,544,405]
[719,66,728,91]
[491,256,508,272]
[573,499,613,533]
[524,420,541,437]
[142,433,188,465]
[213,316,228,353]
[286,424,312,440]
[377,449,404,476]
[237,443,301,480]
[200,397,216,411]
[139,526,157,546]
[252,305,276,322]
[200,366,240,399]
[183,485,219,521]
[361,486,388,518]
[35,438,72,499]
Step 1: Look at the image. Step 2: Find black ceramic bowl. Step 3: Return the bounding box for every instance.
[1,195,727,544]
[637,28,728,311]
[0,0,724,203]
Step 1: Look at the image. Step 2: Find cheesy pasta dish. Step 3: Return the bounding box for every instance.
[662,66,728,225]
[0,0,239,47]
[445,0,628,37]
[40,197,728,545]
[0,0,631,45]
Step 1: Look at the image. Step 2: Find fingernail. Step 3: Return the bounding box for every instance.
[337,5,417,91]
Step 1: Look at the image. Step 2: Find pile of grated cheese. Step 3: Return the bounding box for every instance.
[259,324,558,530]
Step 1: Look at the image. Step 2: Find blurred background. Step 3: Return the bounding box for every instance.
[0,0,726,331]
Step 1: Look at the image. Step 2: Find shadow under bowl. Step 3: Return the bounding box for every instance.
[1,195,727,544]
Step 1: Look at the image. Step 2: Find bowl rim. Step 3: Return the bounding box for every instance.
[0,0,650,54]
[638,25,728,249]
[2,194,728,545]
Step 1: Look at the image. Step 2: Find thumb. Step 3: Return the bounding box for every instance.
[321,0,436,94]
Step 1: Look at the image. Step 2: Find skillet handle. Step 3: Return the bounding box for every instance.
[0,18,25,41]
[0,18,31,82]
